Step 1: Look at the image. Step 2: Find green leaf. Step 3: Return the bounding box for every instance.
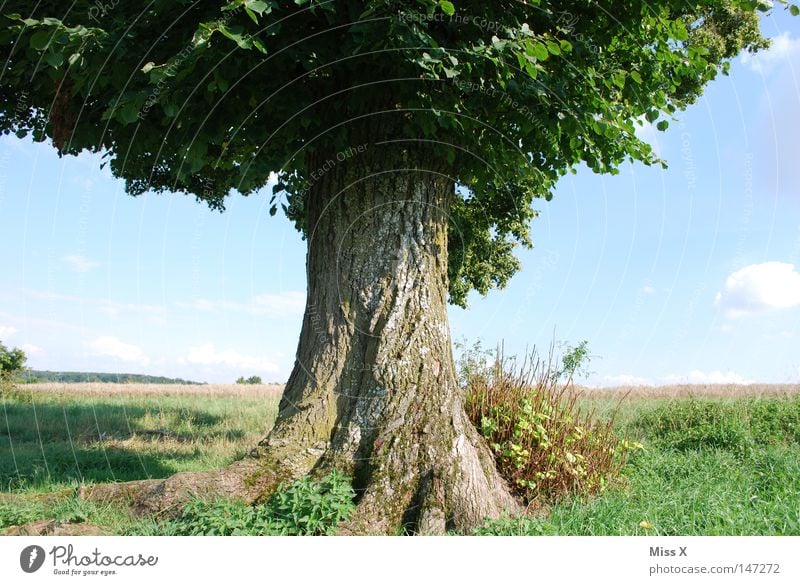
[44,50,63,68]
[439,1,455,16]
[246,0,270,15]
[629,70,642,84]
[656,120,669,131]
[218,24,251,49]
[117,102,141,124]
[526,41,549,61]
[29,30,51,50]
[671,20,688,42]
[252,37,267,54]
[791,5,800,16]
[545,40,561,56]
[524,61,539,79]
[244,6,259,24]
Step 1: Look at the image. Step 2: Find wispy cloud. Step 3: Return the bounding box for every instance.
[714,262,800,318]
[0,325,17,339]
[63,254,99,273]
[88,336,149,365]
[741,32,800,75]
[179,291,305,318]
[183,344,279,373]
[20,343,42,355]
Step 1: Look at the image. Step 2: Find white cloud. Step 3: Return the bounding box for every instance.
[603,374,652,386]
[63,254,99,273]
[20,343,42,355]
[642,283,655,295]
[0,325,17,339]
[88,336,149,365]
[714,261,800,318]
[180,291,305,318]
[741,32,800,75]
[185,344,279,373]
[663,370,753,385]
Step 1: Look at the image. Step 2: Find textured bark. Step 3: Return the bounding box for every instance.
[85,137,520,533]
[252,140,519,533]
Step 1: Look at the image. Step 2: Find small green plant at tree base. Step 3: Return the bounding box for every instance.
[463,342,641,505]
[168,471,355,536]
[0,499,46,528]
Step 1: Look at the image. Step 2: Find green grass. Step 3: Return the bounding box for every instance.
[1,388,799,535]
[0,391,277,492]
[476,396,800,535]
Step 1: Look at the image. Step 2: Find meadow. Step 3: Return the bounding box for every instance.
[1,383,798,535]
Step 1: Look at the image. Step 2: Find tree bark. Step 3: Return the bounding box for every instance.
[86,136,520,534]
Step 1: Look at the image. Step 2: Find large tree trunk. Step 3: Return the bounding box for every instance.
[86,138,520,534]
[253,141,519,534]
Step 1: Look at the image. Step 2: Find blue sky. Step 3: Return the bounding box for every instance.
[1,11,799,385]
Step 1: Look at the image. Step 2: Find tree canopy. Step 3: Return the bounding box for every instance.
[0,341,26,376]
[0,0,778,305]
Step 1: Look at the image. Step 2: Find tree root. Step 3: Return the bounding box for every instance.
[80,423,522,534]
[80,455,284,519]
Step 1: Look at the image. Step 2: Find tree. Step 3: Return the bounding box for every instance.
[0,341,27,386]
[0,0,783,533]
[236,375,263,384]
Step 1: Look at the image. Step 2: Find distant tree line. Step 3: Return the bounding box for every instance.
[22,370,204,385]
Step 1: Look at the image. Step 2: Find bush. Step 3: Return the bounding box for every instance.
[463,343,638,504]
[1,341,28,399]
[169,471,355,535]
[635,397,800,452]
[0,500,46,529]
[635,400,751,452]
[235,375,263,385]
[0,341,26,376]
[748,397,800,446]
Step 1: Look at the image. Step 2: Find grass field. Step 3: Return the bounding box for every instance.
[1,383,799,535]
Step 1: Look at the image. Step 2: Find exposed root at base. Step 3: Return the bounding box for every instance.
[80,456,283,518]
[79,442,523,534]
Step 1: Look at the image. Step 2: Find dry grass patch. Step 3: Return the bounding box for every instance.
[21,382,285,398]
